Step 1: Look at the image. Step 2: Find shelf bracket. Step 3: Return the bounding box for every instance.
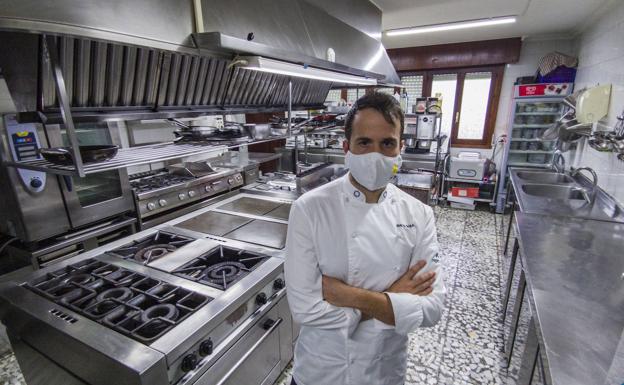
[43,35,85,177]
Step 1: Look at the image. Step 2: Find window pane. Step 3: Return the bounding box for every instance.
[376,87,395,95]
[431,74,457,139]
[346,88,364,104]
[400,75,423,112]
[325,89,342,103]
[457,72,492,140]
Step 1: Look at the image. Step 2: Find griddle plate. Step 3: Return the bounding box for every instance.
[175,212,252,237]
[225,220,288,249]
[217,197,282,216]
[264,204,292,221]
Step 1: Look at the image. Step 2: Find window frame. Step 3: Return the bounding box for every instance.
[399,65,504,149]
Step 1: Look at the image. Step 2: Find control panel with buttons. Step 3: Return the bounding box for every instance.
[4,114,46,193]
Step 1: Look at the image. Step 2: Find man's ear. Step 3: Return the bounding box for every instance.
[343,138,349,154]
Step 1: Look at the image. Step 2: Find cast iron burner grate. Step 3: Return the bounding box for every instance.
[130,173,196,194]
[108,231,195,264]
[172,246,268,290]
[24,259,211,344]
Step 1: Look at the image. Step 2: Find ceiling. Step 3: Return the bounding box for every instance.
[374,0,611,48]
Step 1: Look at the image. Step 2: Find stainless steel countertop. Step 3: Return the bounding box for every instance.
[509,167,624,223]
[514,212,624,385]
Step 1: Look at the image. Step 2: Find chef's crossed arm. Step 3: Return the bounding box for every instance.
[285,202,361,332]
[321,205,445,335]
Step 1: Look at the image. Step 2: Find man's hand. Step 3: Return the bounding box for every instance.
[322,275,355,308]
[387,260,436,296]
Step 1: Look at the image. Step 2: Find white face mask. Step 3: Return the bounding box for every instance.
[345,151,402,191]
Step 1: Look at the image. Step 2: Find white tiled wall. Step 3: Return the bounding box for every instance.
[489,38,577,165]
[565,0,624,205]
[463,39,577,165]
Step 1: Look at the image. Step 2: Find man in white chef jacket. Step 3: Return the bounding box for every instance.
[284,92,445,385]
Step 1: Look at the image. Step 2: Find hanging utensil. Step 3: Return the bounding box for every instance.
[588,133,614,152]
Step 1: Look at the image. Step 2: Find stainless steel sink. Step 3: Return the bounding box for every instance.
[521,184,588,201]
[516,171,575,184]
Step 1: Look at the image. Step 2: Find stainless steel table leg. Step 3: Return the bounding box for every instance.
[503,238,520,322]
[505,269,526,365]
[518,317,540,385]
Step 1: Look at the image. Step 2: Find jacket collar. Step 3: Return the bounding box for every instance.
[341,173,391,204]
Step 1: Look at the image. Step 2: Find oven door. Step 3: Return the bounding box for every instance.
[47,123,134,228]
[193,299,285,385]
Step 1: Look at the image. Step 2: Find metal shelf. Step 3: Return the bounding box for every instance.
[510,138,553,142]
[4,135,290,177]
[443,194,494,203]
[513,124,552,128]
[445,177,495,184]
[509,150,554,154]
[507,162,551,168]
[515,112,560,116]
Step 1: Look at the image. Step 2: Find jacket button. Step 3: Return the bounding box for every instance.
[351,232,357,238]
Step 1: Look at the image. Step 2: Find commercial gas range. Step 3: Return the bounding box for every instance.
[0,192,294,385]
[130,166,244,225]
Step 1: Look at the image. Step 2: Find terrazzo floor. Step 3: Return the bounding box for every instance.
[0,206,511,385]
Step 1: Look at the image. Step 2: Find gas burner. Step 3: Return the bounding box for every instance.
[25,259,211,344]
[134,244,177,263]
[203,261,247,287]
[173,246,269,290]
[130,173,196,194]
[108,231,194,264]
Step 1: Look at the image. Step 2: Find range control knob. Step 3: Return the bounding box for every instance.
[147,202,156,211]
[30,178,43,189]
[158,199,167,207]
[181,353,198,372]
[273,278,285,290]
[255,292,267,306]
[188,190,197,198]
[178,193,187,201]
[227,178,234,185]
[204,185,212,192]
[199,338,214,357]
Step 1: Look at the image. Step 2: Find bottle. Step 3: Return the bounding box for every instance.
[400,89,408,112]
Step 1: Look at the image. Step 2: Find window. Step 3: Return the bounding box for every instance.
[325,89,342,103]
[400,75,424,112]
[457,72,492,140]
[346,89,365,104]
[398,66,503,148]
[430,74,457,140]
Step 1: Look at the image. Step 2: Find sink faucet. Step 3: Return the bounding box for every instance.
[551,150,565,173]
[572,167,598,204]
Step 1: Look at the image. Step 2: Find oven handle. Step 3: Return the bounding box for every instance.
[215,317,283,385]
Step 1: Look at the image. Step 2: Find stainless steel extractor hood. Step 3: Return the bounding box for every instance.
[0,0,399,123]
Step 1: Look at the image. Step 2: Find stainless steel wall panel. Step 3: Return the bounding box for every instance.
[199,58,216,106]
[74,39,91,107]
[90,41,108,107]
[143,50,161,107]
[156,52,172,107]
[165,54,182,106]
[105,44,123,106]
[214,61,232,106]
[175,55,191,106]
[192,57,210,106]
[184,56,201,106]
[120,46,138,106]
[58,37,74,107]
[132,48,150,105]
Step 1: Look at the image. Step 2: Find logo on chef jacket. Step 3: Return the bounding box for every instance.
[432,253,441,264]
[396,223,416,229]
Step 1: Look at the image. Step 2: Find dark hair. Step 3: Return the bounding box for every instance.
[344,91,404,140]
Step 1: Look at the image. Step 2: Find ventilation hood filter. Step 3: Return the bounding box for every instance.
[239,56,377,86]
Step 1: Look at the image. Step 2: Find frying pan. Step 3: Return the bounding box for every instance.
[39,145,118,165]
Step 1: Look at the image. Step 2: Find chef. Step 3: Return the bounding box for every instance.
[284,91,445,385]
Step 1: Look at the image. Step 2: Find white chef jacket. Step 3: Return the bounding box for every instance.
[285,174,445,385]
